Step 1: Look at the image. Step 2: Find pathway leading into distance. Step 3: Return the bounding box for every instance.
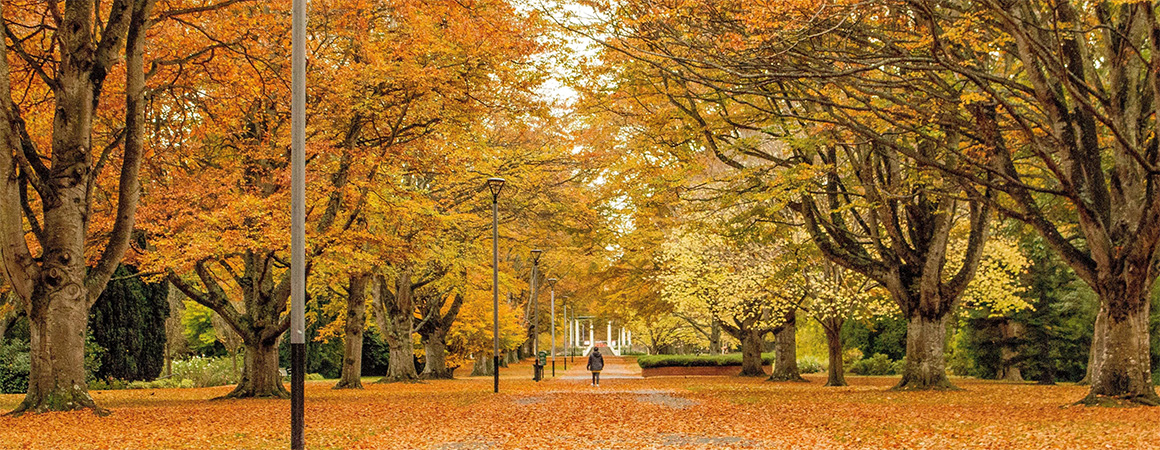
[555,354,643,382]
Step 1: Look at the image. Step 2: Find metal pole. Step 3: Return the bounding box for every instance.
[290,0,307,447]
[529,260,538,380]
[550,284,556,377]
[491,194,500,393]
[559,303,563,371]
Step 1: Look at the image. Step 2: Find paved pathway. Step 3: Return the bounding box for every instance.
[556,354,642,382]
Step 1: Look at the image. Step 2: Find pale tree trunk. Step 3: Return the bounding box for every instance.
[769,311,806,382]
[334,274,369,389]
[373,271,418,383]
[998,319,1023,382]
[896,314,955,390]
[1082,279,1158,405]
[823,320,847,387]
[737,327,765,377]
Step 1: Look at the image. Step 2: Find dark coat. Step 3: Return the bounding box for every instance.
[587,351,605,371]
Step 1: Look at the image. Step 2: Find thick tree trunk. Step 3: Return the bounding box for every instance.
[374,271,418,383]
[737,327,766,377]
[998,320,1023,382]
[1082,295,1159,405]
[470,356,495,377]
[334,275,368,389]
[769,315,806,382]
[226,339,287,399]
[422,332,453,379]
[12,290,102,415]
[895,314,956,390]
[824,325,847,387]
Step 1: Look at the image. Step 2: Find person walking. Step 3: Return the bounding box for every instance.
[587,347,604,387]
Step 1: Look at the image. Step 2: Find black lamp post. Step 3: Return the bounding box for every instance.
[529,249,543,381]
[487,177,505,393]
[548,277,558,377]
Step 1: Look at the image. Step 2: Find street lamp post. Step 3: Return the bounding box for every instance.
[529,249,543,381]
[562,304,568,371]
[548,278,558,377]
[487,178,505,393]
[290,0,307,448]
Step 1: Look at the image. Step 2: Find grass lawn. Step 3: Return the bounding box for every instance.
[1,362,1157,449]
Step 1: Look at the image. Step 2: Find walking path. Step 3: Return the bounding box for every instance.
[556,354,642,382]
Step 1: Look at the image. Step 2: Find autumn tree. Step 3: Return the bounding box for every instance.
[660,227,793,376]
[0,0,263,414]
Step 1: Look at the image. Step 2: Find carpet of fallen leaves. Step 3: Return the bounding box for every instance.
[2,357,1158,450]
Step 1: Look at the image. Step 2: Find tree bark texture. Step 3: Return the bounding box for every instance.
[334,274,369,389]
[895,314,955,391]
[417,292,464,380]
[998,319,1023,382]
[769,311,806,382]
[737,327,766,377]
[823,322,847,387]
[373,271,419,383]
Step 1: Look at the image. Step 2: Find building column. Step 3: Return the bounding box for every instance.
[588,321,594,347]
[607,321,612,346]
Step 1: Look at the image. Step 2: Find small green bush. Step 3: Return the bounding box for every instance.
[306,373,325,381]
[849,353,899,375]
[637,353,775,369]
[797,356,824,374]
[0,340,30,394]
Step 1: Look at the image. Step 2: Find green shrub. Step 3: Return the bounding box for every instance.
[842,348,864,367]
[637,353,775,369]
[849,353,899,375]
[0,340,30,394]
[306,373,325,381]
[797,356,824,374]
[171,355,240,387]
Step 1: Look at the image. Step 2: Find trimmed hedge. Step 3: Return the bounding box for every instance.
[637,353,775,369]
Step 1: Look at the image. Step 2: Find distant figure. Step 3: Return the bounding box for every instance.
[587,348,604,386]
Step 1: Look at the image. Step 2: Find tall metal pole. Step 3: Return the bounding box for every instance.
[559,306,563,368]
[488,178,504,393]
[529,250,542,380]
[290,0,307,447]
[489,191,498,392]
[549,280,556,377]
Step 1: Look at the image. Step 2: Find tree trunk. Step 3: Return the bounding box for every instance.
[422,332,453,379]
[1081,293,1159,405]
[737,327,766,377]
[226,339,287,398]
[769,313,806,382]
[12,291,102,415]
[470,356,495,377]
[895,314,956,390]
[824,324,847,387]
[334,274,368,389]
[374,271,418,383]
[998,319,1023,382]
[709,320,722,355]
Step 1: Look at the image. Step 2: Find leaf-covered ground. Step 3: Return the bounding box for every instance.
[1,357,1158,449]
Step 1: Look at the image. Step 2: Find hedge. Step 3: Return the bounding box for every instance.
[636,353,775,369]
